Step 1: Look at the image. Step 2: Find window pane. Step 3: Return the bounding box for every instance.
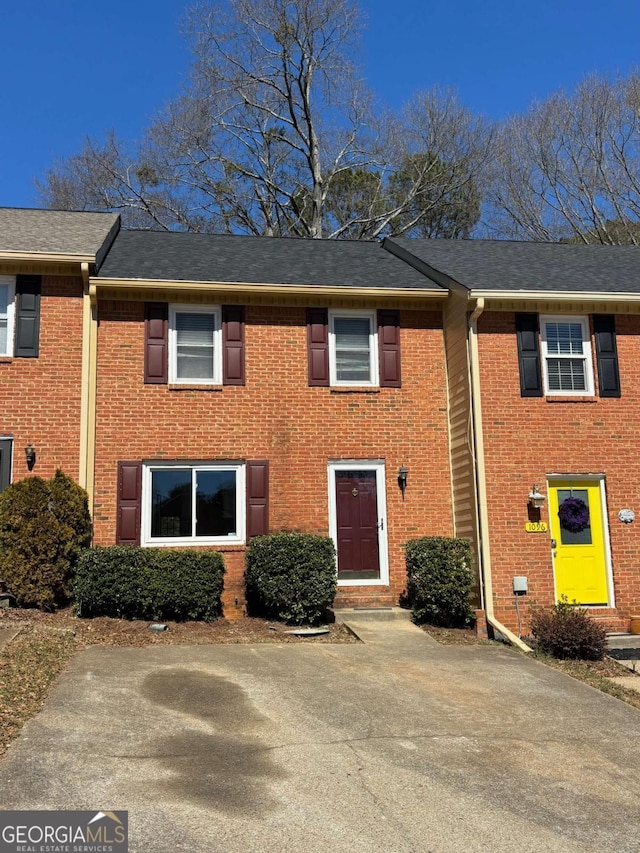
[545,322,583,355]
[0,286,8,355]
[547,359,587,391]
[335,317,371,382]
[151,469,192,538]
[196,470,237,537]
[557,489,592,545]
[176,313,215,380]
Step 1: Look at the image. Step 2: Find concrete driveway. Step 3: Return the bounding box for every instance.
[0,620,639,852]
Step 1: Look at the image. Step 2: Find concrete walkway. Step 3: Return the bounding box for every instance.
[1,620,639,852]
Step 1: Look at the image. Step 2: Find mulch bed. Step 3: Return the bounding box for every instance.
[0,607,358,648]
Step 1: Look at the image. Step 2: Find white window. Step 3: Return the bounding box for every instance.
[540,315,594,396]
[169,304,222,384]
[329,310,378,386]
[0,276,16,357]
[142,462,245,546]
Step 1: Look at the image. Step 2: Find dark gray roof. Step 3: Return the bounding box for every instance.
[387,238,640,294]
[97,231,444,291]
[0,208,120,260]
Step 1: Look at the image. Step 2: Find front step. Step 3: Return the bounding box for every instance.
[332,607,412,623]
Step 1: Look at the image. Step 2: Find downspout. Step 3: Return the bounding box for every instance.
[469,298,532,653]
[78,262,98,516]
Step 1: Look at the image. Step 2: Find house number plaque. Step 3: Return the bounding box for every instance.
[524,521,548,533]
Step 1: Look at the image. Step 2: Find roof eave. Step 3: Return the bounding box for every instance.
[91,276,448,300]
[469,289,640,303]
[0,251,96,264]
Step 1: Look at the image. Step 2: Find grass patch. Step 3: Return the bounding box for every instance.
[0,627,75,755]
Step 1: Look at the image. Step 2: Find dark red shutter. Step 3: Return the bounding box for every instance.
[307,308,329,386]
[515,313,543,397]
[15,275,41,358]
[378,309,401,387]
[144,303,168,384]
[246,460,269,538]
[222,305,245,385]
[116,461,142,545]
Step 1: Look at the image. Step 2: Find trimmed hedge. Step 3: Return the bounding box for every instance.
[0,470,92,610]
[405,536,474,627]
[74,546,225,621]
[245,532,337,625]
[530,597,607,660]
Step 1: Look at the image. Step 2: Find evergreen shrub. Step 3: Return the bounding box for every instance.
[405,536,474,627]
[0,470,92,610]
[245,532,337,625]
[74,546,225,621]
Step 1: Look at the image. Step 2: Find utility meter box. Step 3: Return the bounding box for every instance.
[513,576,528,596]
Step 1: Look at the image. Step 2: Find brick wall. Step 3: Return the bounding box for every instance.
[0,275,85,484]
[478,310,640,633]
[93,300,454,616]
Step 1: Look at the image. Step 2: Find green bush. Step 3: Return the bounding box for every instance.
[74,546,225,621]
[0,470,92,610]
[245,533,337,625]
[405,536,474,627]
[530,597,607,660]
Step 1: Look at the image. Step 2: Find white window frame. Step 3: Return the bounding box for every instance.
[0,276,16,358]
[168,304,222,385]
[540,315,594,396]
[329,309,378,387]
[141,461,245,546]
[327,459,389,587]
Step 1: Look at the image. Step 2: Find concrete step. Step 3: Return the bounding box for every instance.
[332,607,412,624]
[606,633,640,650]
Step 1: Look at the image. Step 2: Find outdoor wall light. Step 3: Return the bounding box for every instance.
[398,466,408,499]
[528,484,546,509]
[25,444,36,471]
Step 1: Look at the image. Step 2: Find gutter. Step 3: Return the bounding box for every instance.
[468,298,532,653]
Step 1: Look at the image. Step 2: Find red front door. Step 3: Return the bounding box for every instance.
[335,470,380,580]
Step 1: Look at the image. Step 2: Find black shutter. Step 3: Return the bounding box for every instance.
[246,460,269,538]
[593,314,621,398]
[378,309,401,387]
[15,275,41,358]
[307,308,329,386]
[144,303,168,384]
[515,313,543,397]
[116,461,142,545]
[222,305,245,385]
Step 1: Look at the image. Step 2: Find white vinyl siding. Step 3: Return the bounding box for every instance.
[541,316,594,396]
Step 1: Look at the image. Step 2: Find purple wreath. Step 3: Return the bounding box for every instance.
[558,496,589,533]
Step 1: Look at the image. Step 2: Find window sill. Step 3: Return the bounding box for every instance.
[168,384,223,392]
[545,396,597,403]
[330,386,380,394]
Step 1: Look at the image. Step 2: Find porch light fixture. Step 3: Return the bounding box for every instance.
[25,444,36,471]
[528,484,546,509]
[398,466,408,500]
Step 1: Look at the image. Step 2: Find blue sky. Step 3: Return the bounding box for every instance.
[2,0,640,208]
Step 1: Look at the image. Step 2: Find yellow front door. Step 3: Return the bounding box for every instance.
[548,480,609,605]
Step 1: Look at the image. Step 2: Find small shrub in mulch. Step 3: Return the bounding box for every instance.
[530,597,607,661]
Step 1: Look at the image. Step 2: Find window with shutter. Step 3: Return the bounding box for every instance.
[169,305,221,384]
[329,309,378,386]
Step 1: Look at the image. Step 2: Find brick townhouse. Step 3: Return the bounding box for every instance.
[0,208,118,493]
[88,231,454,616]
[390,238,640,636]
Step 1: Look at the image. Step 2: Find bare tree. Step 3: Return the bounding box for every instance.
[486,74,640,244]
[39,0,488,239]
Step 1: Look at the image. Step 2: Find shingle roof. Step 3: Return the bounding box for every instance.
[387,238,640,294]
[0,208,120,260]
[97,231,444,291]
